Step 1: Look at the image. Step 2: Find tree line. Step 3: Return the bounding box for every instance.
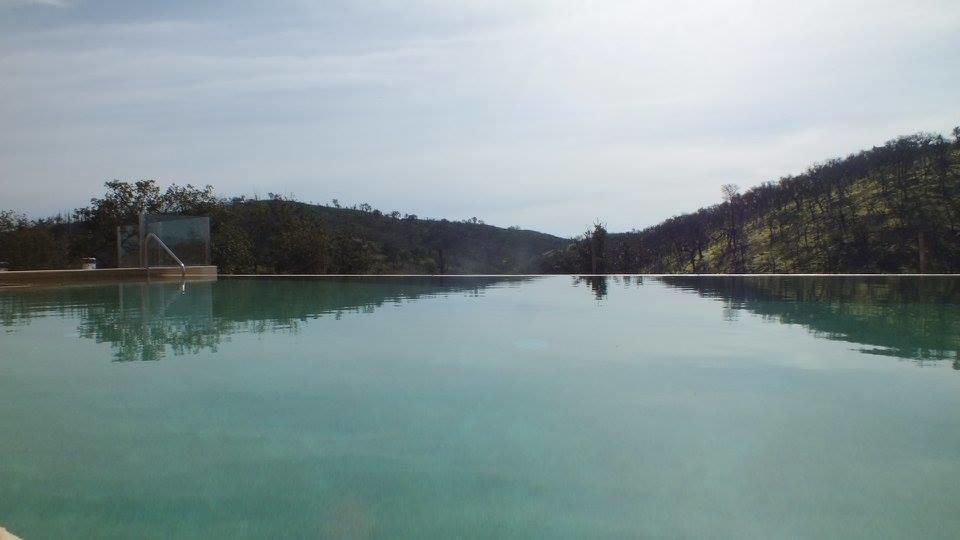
[0,181,562,274]
[3,127,958,274]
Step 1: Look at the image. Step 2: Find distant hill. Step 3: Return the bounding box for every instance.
[542,128,960,273]
[3,127,958,274]
[211,199,565,274]
[0,185,565,274]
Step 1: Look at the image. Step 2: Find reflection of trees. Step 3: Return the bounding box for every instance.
[212,277,525,325]
[572,275,642,300]
[574,276,608,300]
[79,282,226,361]
[659,276,960,367]
[0,277,528,362]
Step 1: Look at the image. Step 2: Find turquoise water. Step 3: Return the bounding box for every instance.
[1,276,959,538]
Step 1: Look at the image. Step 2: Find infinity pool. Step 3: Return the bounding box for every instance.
[1,276,959,538]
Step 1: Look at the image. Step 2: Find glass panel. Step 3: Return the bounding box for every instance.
[143,214,211,267]
[116,224,140,268]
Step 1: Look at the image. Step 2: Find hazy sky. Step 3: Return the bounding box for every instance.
[1,0,958,236]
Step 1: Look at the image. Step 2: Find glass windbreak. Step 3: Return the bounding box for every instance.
[116,224,140,268]
[143,214,210,267]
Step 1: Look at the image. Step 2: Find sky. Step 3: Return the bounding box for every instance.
[1,0,958,236]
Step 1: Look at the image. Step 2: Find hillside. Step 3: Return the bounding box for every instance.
[211,199,564,274]
[0,185,565,274]
[3,128,959,275]
[542,129,960,273]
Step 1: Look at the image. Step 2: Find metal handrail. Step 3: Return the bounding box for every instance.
[144,233,186,278]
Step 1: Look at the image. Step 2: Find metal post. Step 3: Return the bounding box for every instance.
[138,210,146,268]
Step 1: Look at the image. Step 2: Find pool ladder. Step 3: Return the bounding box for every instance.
[143,233,186,279]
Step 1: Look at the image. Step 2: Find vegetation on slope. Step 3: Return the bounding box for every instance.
[543,128,960,273]
[213,198,562,274]
[3,127,959,274]
[0,181,563,274]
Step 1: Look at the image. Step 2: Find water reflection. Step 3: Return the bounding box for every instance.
[573,276,608,300]
[659,276,960,368]
[0,277,528,362]
[572,275,641,300]
[3,276,959,368]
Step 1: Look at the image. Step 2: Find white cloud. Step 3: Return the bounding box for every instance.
[0,0,958,235]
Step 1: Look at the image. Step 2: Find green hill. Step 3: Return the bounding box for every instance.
[3,127,958,275]
[542,129,960,273]
[211,198,564,274]
[0,184,565,274]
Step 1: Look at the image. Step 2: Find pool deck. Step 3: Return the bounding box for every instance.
[0,266,217,288]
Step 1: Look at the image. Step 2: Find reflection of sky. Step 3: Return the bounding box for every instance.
[2,1,959,235]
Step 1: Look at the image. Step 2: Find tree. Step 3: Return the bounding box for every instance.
[274,221,329,273]
[720,183,746,272]
[0,210,26,233]
[211,221,255,274]
[721,183,740,202]
[590,223,607,273]
[161,184,217,215]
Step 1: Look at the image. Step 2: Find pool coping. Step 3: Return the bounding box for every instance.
[0,266,218,288]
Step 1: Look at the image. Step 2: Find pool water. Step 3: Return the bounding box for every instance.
[1,276,959,538]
